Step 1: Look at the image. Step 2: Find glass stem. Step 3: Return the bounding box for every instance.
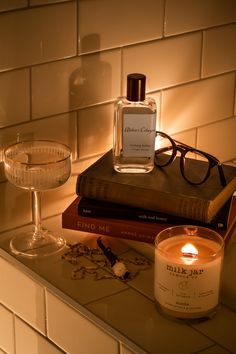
[32,191,44,241]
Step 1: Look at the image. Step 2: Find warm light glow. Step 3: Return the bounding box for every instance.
[181,243,198,256]
[181,243,198,264]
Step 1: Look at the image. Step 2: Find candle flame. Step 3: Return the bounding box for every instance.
[181,243,198,257]
[181,243,198,264]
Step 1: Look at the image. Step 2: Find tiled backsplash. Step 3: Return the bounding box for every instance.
[0,0,236,233]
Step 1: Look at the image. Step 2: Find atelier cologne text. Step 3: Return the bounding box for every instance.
[113,73,157,173]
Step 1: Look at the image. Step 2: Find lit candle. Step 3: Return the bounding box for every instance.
[154,226,224,320]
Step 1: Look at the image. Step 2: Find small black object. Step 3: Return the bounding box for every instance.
[97,237,118,266]
[97,237,130,279]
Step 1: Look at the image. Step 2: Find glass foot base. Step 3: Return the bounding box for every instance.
[10,229,66,258]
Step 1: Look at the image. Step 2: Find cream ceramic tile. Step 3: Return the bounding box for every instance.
[197,117,236,162]
[32,50,121,118]
[0,111,76,185]
[192,306,236,353]
[0,0,27,11]
[40,173,76,219]
[46,290,119,354]
[203,24,236,77]
[0,134,20,183]
[0,181,31,232]
[30,0,70,5]
[87,289,213,354]
[69,50,121,107]
[124,250,154,301]
[77,103,113,159]
[198,345,232,354]
[0,112,77,159]
[0,304,14,354]
[165,0,236,36]
[39,210,97,247]
[171,130,197,147]
[121,344,138,354]
[123,240,155,262]
[235,92,236,116]
[156,129,197,149]
[16,222,128,305]
[0,133,19,162]
[15,317,64,354]
[0,3,76,71]
[78,0,164,53]
[0,256,46,334]
[0,143,75,231]
[122,32,201,93]
[151,91,161,129]
[0,69,30,128]
[161,73,235,135]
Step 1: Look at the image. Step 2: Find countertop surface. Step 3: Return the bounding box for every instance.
[1,213,236,354]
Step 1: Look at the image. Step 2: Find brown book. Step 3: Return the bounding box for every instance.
[78,196,232,229]
[76,149,236,223]
[62,196,236,244]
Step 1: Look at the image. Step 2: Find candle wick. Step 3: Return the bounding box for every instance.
[182,252,198,259]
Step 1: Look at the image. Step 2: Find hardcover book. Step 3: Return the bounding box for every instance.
[77,196,232,229]
[62,196,236,245]
[76,149,236,223]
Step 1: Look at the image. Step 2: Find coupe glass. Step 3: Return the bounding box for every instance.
[3,140,71,258]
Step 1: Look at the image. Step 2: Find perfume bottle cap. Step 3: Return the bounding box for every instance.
[127,73,146,101]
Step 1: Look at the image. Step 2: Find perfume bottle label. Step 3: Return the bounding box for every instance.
[122,113,156,157]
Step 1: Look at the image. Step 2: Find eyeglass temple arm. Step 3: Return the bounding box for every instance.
[217,164,227,187]
[206,152,227,187]
[155,146,173,154]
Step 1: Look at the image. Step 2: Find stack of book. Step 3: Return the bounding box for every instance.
[62,150,236,244]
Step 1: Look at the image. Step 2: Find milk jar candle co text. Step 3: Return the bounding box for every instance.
[154,226,224,320]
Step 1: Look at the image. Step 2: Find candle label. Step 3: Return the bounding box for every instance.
[154,256,222,313]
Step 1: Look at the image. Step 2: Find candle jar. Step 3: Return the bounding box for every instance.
[154,225,224,321]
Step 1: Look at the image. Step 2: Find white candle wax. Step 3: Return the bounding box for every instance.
[154,228,224,319]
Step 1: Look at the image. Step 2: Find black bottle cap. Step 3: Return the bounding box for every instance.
[126,73,146,101]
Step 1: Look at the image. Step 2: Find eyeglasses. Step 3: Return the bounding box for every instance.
[154,131,226,186]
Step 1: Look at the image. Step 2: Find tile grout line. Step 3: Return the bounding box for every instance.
[188,321,234,354]
[0,22,233,75]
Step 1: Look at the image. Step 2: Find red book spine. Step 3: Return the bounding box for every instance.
[62,197,236,245]
[62,199,170,243]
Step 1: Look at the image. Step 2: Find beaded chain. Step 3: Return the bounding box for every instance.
[62,242,151,281]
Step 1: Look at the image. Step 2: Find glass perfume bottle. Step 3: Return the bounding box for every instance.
[113,73,157,173]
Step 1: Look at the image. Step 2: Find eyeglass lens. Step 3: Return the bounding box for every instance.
[155,134,174,166]
[183,151,210,184]
[155,133,211,184]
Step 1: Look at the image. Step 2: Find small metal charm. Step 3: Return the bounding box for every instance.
[97,237,130,279]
